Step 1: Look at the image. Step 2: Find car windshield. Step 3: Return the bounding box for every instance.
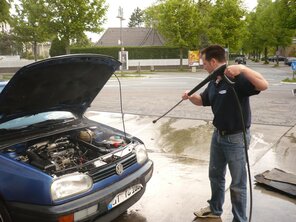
[0,111,77,130]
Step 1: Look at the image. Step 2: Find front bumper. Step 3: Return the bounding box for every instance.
[7,160,153,222]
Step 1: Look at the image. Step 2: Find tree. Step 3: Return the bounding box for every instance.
[71,34,92,47]
[46,0,108,54]
[143,4,160,28]
[0,32,13,54]
[243,12,263,60]
[11,0,51,61]
[194,0,213,49]
[277,0,296,29]
[145,0,204,69]
[49,37,66,57]
[244,0,294,62]
[0,0,10,23]
[128,7,144,27]
[207,0,247,52]
[270,0,294,63]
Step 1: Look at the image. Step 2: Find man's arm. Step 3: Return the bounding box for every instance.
[225,64,269,91]
[182,90,203,106]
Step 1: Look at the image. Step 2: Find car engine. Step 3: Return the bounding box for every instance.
[2,128,131,175]
[25,136,87,173]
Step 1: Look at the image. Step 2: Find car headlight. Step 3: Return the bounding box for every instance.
[135,144,148,164]
[51,173,93,201]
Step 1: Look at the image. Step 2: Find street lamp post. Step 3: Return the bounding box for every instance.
[117,6,125,73]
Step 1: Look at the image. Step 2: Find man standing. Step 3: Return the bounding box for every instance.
[182,45,268,222]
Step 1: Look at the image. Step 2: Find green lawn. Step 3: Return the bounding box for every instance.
[282,77,296,83]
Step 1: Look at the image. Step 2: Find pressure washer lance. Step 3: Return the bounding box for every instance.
[152,64,227,124]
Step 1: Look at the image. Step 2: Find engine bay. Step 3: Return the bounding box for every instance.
[1,127,133,176]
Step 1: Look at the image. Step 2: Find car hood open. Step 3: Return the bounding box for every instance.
[0,54,121,123]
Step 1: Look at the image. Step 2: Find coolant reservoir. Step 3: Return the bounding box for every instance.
[108,135,125,148]
[78,129,94,142]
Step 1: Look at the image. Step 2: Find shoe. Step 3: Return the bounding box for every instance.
[193,206,220,218]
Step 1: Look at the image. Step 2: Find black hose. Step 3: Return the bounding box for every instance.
[222,75,253,222]
[113,73,127,139]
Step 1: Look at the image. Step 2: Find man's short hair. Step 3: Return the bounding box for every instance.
[201,45,226,62]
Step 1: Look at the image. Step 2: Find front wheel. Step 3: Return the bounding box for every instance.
[0,201,12,222]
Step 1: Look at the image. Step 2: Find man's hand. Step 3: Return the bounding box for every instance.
[182,90,203,106]
[224,64,243,78]
[182,90,190,100]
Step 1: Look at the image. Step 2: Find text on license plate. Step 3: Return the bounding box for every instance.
[108,184,143,210]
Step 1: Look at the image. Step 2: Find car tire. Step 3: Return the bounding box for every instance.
[0,201,12,222]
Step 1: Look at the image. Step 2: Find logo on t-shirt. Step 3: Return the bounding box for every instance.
[219,90,227,94]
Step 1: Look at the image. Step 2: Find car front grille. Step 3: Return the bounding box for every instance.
[88,153,137,183]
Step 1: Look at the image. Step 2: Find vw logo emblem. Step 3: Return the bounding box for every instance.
[115,163,124,175]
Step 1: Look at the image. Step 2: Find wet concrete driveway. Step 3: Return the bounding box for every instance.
[86,111,296,222]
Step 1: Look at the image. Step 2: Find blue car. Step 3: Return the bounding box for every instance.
[284,57,296,66]
[0,54,153,222]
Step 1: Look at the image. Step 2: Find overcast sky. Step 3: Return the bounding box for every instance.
[87,0,258,42]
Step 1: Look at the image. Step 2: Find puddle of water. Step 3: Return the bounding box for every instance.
[169,155,207,165]
[272,132,296,174]
[86,112,296,173]
[118,152,211,222]
[252,185,296,222]
[86,112,214,160]
[248,124,291,166]
[157,119,213,158]
[287,132,296,143]
[112,209,147,222]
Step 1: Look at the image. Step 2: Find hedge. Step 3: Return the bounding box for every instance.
[70,46,189,60]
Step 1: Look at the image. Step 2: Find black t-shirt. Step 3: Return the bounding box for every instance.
[200,74,260,131]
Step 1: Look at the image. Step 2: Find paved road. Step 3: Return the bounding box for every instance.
[89,61,296,127]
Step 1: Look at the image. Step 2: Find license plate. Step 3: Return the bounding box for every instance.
[108,184,143,210]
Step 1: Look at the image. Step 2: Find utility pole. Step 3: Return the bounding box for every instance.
[117,6,125,73]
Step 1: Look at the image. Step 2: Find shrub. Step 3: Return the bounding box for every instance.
[70,46,187,59]
[49,38,66,57]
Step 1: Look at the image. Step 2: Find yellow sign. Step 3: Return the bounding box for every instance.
[188,50,200,66]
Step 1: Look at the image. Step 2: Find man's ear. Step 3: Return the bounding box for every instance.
[210,58,218,66]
